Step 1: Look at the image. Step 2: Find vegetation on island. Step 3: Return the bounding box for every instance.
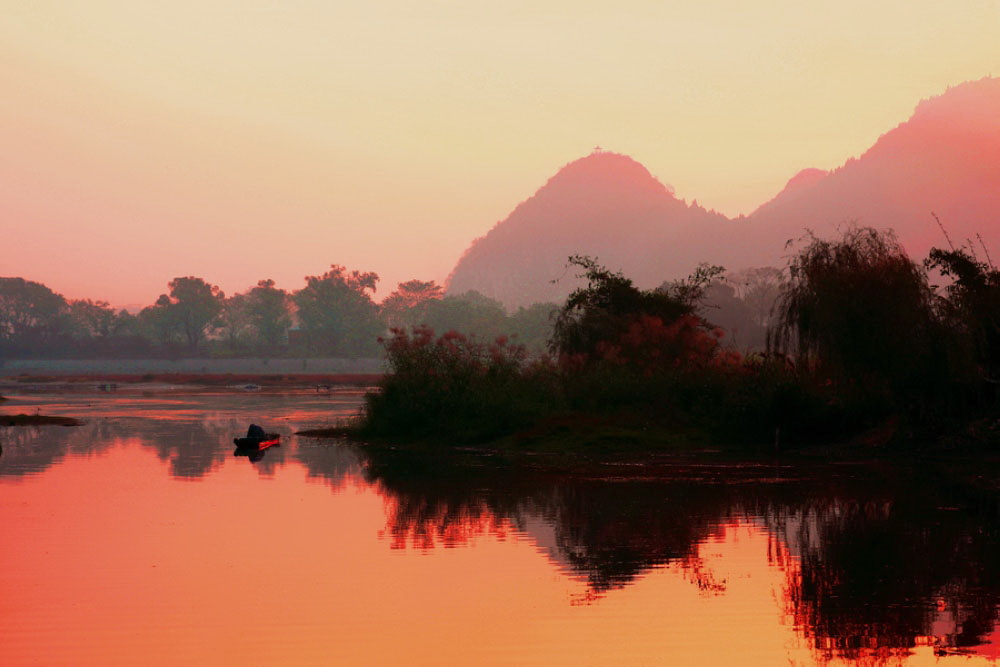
[352,227,1000,453]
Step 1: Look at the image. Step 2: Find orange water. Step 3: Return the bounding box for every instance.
[1,390,997,665]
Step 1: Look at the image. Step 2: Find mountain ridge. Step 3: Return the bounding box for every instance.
[448,77,1000,308]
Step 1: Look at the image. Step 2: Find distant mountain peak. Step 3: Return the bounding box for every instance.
[448,78,1000,309]
[446,151,729,307]
[541,151,676,199]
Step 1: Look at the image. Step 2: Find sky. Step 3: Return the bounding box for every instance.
[2,1,999,306]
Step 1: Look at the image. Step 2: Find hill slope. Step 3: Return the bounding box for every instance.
[448,78,1000,308]
[447,152,735,307]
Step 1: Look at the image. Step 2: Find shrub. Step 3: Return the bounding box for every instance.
[360,326,560,442]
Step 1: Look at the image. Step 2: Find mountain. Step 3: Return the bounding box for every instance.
[447,77,1000,309]
[746,77,1000,262]
[446,151,735,307]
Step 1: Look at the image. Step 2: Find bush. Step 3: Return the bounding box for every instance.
[360,326,561,443]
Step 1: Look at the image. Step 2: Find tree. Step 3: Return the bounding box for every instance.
[698,281,762,350]
[246,279,292,351]
[380,280,444,328]
[771,228,953,400]
[420,291,508,340]
[728,267,784,329]
[69,299,127,340]
[925,245,1000,380]
[292,265,381,356]
[153,277,225,351]
[139,294,181,347]
[507,302,559,353]
[217,293,253,352]
[552,256,721,359]
[0,277,68,352]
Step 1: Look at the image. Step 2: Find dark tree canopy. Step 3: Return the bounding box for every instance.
[246,279,292,351]
[381,280,444,329]
[292,265,382,355]
[551,256,721,358]
[166,277,225,350]
[0,277,68,350]
[68,299,126,340]
[770,228,957,398]
[926,246,1000,380]
[420,291,508,341]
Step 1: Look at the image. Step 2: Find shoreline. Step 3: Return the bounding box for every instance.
[0,372,382,390]
[0,414,81,427]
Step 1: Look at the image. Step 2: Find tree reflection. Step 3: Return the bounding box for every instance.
[0,422,115,478]
[360,449,737,592]
[293,440,364,492]
[766,467,1000,663]
[138,420,231,479]
[358,447,1000,660]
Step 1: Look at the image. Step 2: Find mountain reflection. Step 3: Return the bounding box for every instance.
[356,447,1000,660]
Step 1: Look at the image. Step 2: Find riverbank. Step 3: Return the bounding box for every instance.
[0,414,81,427]
[299,405,1000,477]
[0,357,384,375]
[1,372,381,389]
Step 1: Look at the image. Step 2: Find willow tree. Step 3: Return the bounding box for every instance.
[770,227,958,406]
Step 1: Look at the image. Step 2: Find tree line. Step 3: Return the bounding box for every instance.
[0,261,785,360]
[0,267,563,359]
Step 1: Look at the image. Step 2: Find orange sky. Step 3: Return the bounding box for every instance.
[2,1,999,306]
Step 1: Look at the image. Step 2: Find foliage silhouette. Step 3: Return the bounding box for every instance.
[292,265,382,356]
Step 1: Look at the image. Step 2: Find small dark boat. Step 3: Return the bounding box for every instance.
[233,424,281,450]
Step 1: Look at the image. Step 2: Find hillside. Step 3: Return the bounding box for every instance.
[447,152,734,307]
[448,78,1000,308]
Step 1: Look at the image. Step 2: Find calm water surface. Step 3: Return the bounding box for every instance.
[1,389,999,665]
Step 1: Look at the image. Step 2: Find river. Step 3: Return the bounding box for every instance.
[1,388,998,665]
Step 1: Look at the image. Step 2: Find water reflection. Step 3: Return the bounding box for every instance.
[0,422,115,478]
[141,420,233,478]
[353,446,1000,660]
[766,469,1000,661]
[293,439,363,492]
[3,391,1000,663]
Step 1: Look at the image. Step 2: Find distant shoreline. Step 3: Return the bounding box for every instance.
[0,372,382,389]
[0,414,81,427]
[0,357,384,376]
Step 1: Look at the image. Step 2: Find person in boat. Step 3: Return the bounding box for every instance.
[246,424,266,440]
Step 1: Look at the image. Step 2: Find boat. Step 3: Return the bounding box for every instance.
[233,424,281,450]
[233,434,280,450]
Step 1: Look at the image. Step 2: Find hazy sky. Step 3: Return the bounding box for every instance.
[2,1,998,305]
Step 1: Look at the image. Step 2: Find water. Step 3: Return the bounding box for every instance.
[1,389,998,665]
